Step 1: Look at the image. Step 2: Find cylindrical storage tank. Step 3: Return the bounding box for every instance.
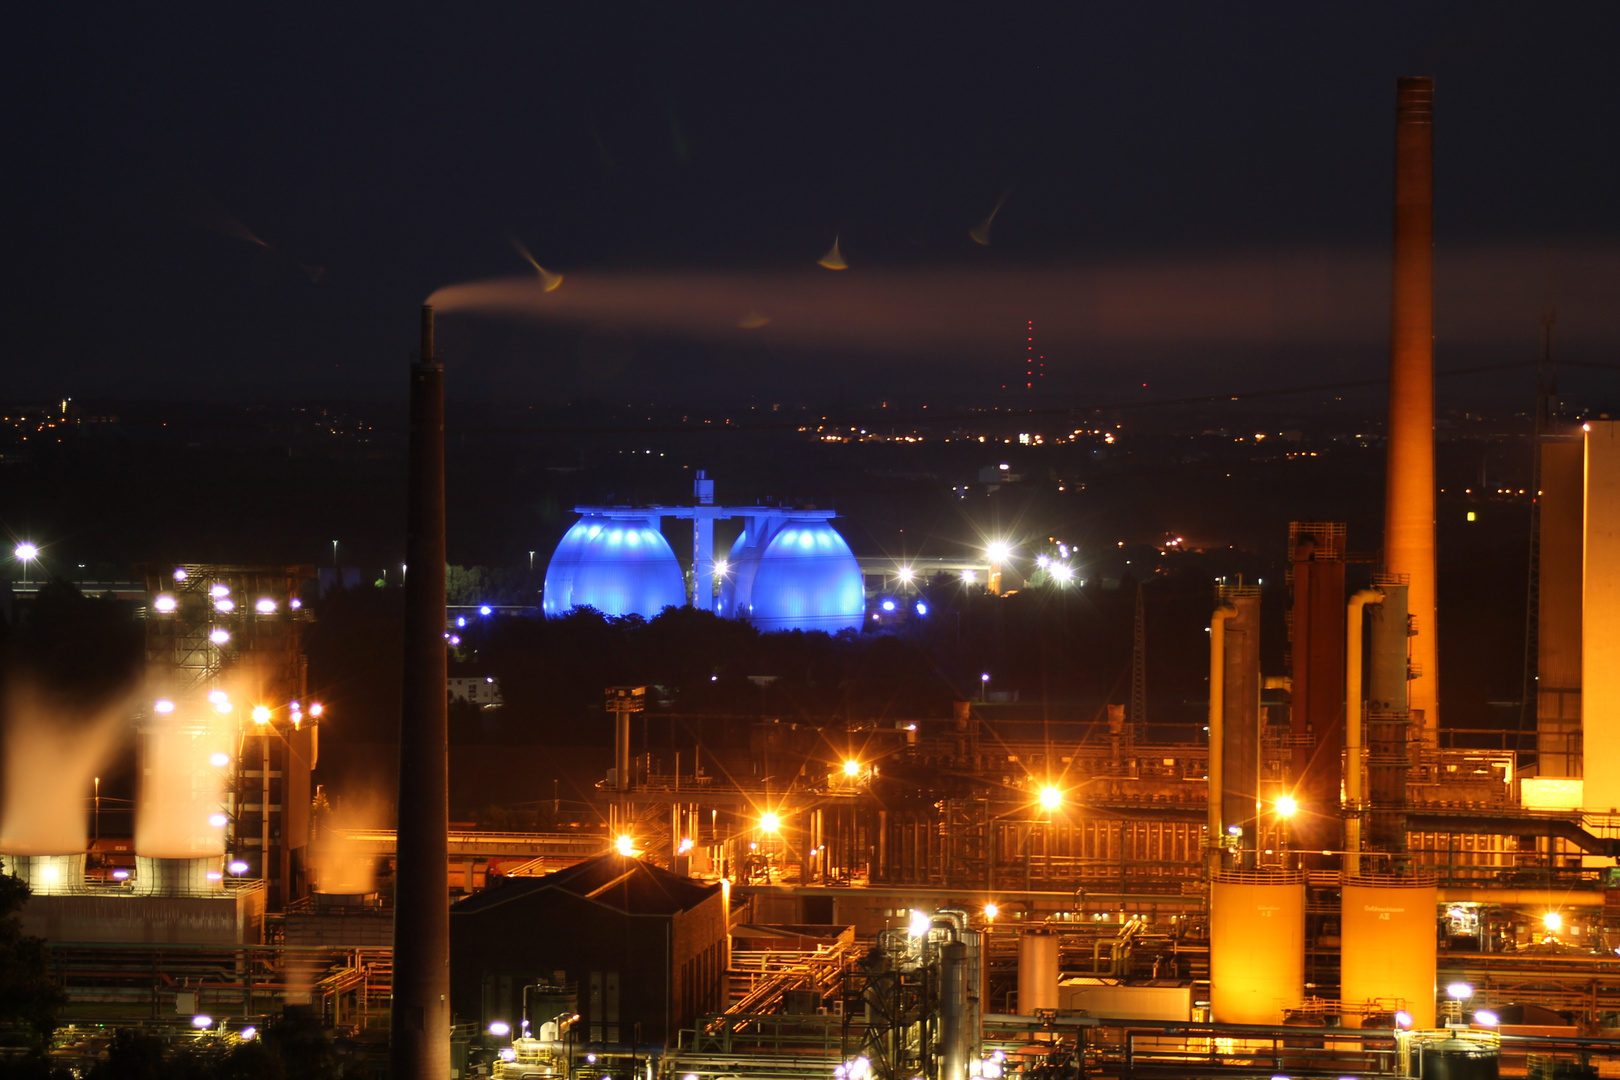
[541,515,685,619]
[743,519,865,633]
[2,853,86,895]
[1340,874,1437,1028]
[1408,1032,1500,1080]
[1209,870,1306,1024]
[1017,928,1060,1015]
[132,855,225,897]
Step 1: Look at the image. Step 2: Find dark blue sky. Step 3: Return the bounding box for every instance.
[7,4,1620,404]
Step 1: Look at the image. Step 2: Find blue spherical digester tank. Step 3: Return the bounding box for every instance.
[542,515,686,618]
[727,518,864,633]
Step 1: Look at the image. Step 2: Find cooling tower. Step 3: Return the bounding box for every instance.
[2,853,86,895]
[132,855,225,897]
[1209,870,1306,1024]
[724,518,864,634]
[542,515,686,619]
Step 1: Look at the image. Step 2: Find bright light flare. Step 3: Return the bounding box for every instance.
[488,1021,511,1037]
[309,702,323,717]
[1446,981,1474,1000]
[908,910,932,937]
[228,860,249,875]
[985,541,1011,563]
[210,628,231,644]
[208,689,228,705]
[192,1015,213,1030]
[251,705,271,724]
[154,595,178,612]
[615,835,635,856]
[1276,795,1298,818]
[210,583,230,598]
[1394,1010,1413,1029]
[501,1048,518,1062]
[1050,563,1074,583]
[255,598,277,614]
[210,752,230,768]
[173,568,188,582]
[155,699,176,714]
[239,1027,257,1041]
[208,813,228,828]
[961,569,976,584]
[1039,786,1062,810]
[984,902,999,919]
[14,543,38,561]
[760,812,781,833]
[843,759,861,777]
[215,598,235,613]
[1473,1009,1499,1027]
[897,566,914,583]
[1544,911,1563,932]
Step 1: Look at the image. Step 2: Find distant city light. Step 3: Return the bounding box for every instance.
[615,835,635,856]
[448,634,461,646]
[255,598,277,614]
[154,595,178,612]
[210,628,231,644]
[208,813,228,828]
[251,705,271,724]
[1039,786,1062,810]
[456,616,466,627]
[155,699,176,714]
[210,752,230,768]
[14,543,38,562]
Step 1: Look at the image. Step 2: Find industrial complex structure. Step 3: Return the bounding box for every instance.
[12,77,1620,1080]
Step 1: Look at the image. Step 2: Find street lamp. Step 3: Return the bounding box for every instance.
[14,543,38,586]
[980,672,990,702]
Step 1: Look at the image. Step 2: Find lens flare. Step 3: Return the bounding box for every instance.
[817,235,847,271]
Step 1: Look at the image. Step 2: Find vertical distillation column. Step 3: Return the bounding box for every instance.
[693,470,716,611]
[1385,76,1439,741]
[391,305,450,1079]
[1366,579,1410,868]
[1219,589,1262,869]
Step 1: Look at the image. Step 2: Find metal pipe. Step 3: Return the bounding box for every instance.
[1207,603,1236,860]
[1386,75,1439,740]
[390,304,450,1079]
[1436,887,1605,907]
[1344,589,1383,875]
[1408,812,1620,857]
[941,940,968,1080]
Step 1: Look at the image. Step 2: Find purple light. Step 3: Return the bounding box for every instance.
[228,860,250,875]
[112,869,130,881]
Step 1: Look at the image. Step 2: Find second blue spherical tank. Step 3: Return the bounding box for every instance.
[723,518,864,634]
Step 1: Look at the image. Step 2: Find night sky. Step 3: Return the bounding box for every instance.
[7,4,1620,405]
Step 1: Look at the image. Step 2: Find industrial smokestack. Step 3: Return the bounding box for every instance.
[1385,76,1439,740]
[390,304,450,1078]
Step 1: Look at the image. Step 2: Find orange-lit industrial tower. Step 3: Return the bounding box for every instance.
[1385,77,1439,740]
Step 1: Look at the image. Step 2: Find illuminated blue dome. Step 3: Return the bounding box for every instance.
[542,515,685,618]
[723,518,864,633]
